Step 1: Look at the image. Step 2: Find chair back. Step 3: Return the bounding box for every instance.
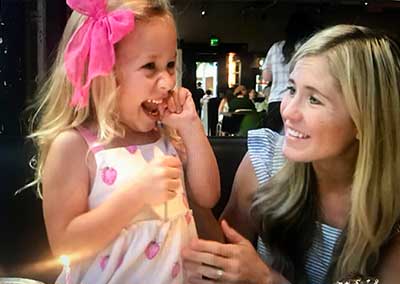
[208,136,247,217]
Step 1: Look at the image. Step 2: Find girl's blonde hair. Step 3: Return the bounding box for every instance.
[251,24,400,282]
[29,0,177,196]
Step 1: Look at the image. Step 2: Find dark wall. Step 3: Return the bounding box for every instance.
[0,0,34,137]
[0,1,67,282]
[174,1,400,53]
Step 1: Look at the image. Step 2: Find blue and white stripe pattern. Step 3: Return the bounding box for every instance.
[305,223,342,284]
[248,128,342,284]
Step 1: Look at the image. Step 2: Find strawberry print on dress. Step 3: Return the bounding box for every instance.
[145,240,160,259]
[171,261,180,278]
[126,145,137,154]
[101,166,117,185]
[185,211,192,224]
[100,255,110,271]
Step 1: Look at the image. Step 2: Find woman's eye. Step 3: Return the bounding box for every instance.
[309,95,321,105]
[143,62,156,70]
[286,86,296,95]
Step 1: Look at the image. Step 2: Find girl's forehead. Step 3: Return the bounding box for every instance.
[116,15,177,59]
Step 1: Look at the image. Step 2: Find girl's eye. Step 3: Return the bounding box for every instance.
[143,62,156,70]
[309,95,321,105]
[167,61,176,69]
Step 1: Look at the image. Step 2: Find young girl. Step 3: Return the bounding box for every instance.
[30,0,220,283]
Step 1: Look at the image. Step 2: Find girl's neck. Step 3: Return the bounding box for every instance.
[117,126,161,146]
[83,121,161,146]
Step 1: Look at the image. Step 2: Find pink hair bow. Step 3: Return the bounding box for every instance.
[64,0,135,107]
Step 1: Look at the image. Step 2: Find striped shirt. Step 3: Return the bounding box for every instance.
[248,128,342,284]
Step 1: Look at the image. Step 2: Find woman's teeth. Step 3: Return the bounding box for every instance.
[287,128,309,139]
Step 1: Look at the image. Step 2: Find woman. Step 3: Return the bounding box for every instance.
[183,25,400,284]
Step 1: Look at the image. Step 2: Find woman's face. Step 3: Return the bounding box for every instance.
[280,55,358,163]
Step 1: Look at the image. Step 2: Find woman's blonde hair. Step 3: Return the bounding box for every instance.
[28,0,177,196]
[251,24,400,282]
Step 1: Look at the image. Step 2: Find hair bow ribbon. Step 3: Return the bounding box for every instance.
[64,0,135,107]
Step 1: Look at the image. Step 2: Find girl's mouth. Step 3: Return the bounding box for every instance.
[142,99,164,118]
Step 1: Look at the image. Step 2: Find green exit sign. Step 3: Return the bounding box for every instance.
[210,37,219,46]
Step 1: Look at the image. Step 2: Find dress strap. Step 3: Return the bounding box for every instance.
[75,126,104,154]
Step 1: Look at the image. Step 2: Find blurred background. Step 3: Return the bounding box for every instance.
[2,0,400,136]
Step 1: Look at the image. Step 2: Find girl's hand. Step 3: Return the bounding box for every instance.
[160,87,199,133]
[129,154,183,206]
[182,220,290,284]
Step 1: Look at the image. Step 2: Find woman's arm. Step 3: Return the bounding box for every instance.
[220,152,259,243]
[377,234,400,283]
[218,98,227,113]
[262,68,273,84]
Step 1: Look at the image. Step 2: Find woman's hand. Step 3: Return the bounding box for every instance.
[182,220,289,284]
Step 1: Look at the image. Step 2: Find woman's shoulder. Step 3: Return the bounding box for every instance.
[248,128,282,150]
[247,128,285,184]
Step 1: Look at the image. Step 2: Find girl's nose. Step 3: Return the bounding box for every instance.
[158,71,176,91]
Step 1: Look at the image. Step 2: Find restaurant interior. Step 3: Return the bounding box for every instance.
[1,0,400,282]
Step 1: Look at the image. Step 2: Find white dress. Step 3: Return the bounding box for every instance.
[55,128,197,284]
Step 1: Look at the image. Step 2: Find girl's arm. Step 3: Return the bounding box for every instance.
[43,129,180,258]
[162,88,220,208]
[179,116,220,208]
[186,151,259,243]
[189,199,224,242]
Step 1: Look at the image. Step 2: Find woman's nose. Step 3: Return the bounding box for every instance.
[281,94,302,122]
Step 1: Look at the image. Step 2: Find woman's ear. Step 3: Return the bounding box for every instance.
[355,130,360,140]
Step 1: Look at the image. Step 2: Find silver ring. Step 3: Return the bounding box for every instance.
[215,268,224,280]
